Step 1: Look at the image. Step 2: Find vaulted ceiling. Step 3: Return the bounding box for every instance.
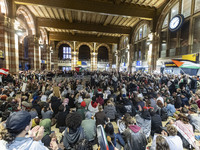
[14,0,168,44]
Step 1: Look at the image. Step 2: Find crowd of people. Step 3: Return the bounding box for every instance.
[0,70,200,150]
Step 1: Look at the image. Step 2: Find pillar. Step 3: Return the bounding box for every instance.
[116,50,121,72]
[109,45,113,70]
[148,32,159,72]
[71,41,78,71]
[46,45,51,70]
[3,17,19,74]
[51,42,58,70]
[90,43,97,71]
[128,44,134,73]
[0,14,7,69]
[28,36,40,70]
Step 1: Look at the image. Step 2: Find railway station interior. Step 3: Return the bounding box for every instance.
[1,0,200,150]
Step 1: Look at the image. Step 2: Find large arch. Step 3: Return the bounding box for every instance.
[96,43,111,54]
[131,20,151,44]
[56,41,73,52]
[156,0,178,34]
[76,42,93,51]
[78,45,91,60]
[40,28,48,45]
[16,5,36,35]
[96,43,111,62]
[16,17,29,43]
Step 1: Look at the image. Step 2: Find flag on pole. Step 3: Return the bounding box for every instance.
[0,68,9,75]
[97,125,109,150]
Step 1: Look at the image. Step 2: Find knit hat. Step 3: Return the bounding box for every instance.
[81,101,86,107]
[190,104,198,113]
[1,95,7,100]
[22,101,32,108]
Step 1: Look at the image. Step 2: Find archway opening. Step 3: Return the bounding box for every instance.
[97,46,109,62]
[79,45,90,61]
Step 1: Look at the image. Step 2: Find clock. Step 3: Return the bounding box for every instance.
[169,14,184,32]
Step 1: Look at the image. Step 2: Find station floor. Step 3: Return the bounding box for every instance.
[52,116,200,150]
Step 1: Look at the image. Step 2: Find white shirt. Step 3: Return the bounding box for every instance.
[151,135,183,150]
[165,136,183,150]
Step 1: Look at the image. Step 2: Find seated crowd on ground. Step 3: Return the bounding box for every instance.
[0,70,200,150]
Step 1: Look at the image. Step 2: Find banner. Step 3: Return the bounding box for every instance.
[77,61,82,65]
[182,53,198,62]
[0,50,4,58]
[165,62,178,67]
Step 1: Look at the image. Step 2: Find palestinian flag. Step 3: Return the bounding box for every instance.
[97,125,109,150]
[0,68,9,75]
[172,60,200,69]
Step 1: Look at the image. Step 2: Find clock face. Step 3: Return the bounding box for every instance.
[169,14,184,32]
[169,17,180,29]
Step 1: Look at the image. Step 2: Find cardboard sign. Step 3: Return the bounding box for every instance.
[42,86,46,93]
[21,83,27,92]
[53,86,60,97]
[10,91,14,97]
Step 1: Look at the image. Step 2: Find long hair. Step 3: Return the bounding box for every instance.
[105,123,115,142]
[43,103,49,112]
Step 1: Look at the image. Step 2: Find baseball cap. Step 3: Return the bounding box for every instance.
[6,111,33,134]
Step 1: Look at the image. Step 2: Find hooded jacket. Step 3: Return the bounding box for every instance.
[123,125,147,150]
[63,126,84,149]
[0,137,48,150]
[104,104,117,120]
[135,111,151,138]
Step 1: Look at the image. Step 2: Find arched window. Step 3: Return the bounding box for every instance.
[58,44,71,60]
[79,45,90,60]
[159,0,200,58]
[135,24,150,42]
[134,24,150,61]
[98,46,109,61]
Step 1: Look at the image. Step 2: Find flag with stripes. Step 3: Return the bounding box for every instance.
[0,68,9,75]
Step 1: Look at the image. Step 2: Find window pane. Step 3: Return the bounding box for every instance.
[135,33,138,41]
[139,28,143,39]
[134,44,137,60]
[69,54,71,59]
[68,48,71,53]
[181,0,192,18]
[195,0,200,13]
[162,14,169,29]
[169,31,177,56]
[160,30,167,57]
[143,25,147,38]
[180,21,189,55]
[193,16,200,53]
[141,40,146,60]
[171,3,179,19]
